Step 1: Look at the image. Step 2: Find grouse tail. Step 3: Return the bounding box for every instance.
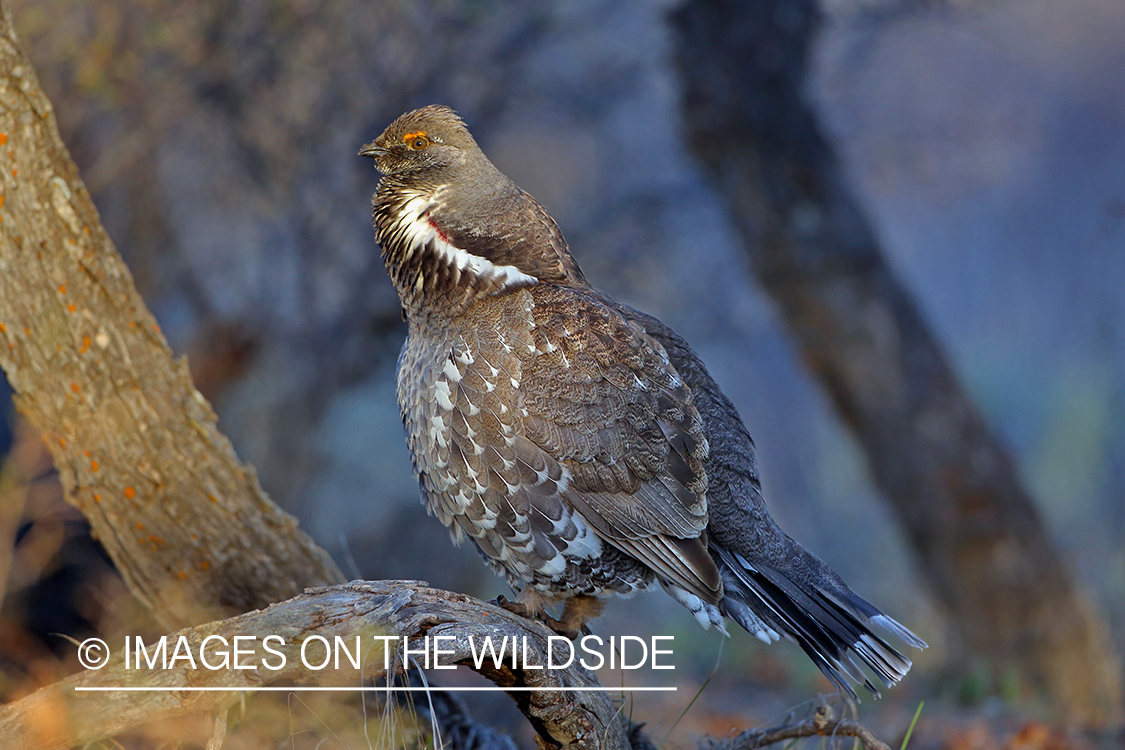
[713,544,928,700]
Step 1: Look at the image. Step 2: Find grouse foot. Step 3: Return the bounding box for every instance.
[493,592,603,639]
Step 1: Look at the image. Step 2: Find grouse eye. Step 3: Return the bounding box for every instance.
[406,134,430,151]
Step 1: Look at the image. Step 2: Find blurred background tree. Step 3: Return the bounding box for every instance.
[2,0,1123,742]
[672,0,1121,726]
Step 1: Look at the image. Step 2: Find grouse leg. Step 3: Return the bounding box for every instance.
[493,588,596,639]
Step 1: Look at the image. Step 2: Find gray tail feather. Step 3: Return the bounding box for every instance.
[714,546,927,700]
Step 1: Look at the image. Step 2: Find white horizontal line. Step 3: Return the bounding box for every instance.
[74,686,676,693]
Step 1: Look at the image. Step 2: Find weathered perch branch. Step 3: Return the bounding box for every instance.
[0,580,632,750]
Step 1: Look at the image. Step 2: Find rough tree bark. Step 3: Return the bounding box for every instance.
[672,0,1122,724]
[0,1,343,631]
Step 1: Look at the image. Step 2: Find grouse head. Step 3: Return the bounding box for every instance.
[359,104,480,178]
[361,105,586,317]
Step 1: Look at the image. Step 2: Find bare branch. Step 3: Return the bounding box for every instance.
[0,580,632,750]
[705,710,892,750]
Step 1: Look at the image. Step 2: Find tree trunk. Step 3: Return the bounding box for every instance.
[671,0,1122,725]
[0,0,342,632]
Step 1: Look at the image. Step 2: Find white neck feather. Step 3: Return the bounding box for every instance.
[394,191,539,292]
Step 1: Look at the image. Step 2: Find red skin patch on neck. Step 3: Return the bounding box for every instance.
[427,216,452,244]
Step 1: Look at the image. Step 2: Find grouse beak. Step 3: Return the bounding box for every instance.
[358,141,388,158]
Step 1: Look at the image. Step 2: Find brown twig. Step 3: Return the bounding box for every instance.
[706,715,892,750]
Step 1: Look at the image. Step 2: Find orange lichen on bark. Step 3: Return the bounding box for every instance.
[69,382,80,393]
[124,486,136,499]
[0,132,7,144]
[91,460,99,472]
[67,304,77,313]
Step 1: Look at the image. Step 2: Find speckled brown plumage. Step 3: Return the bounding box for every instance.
[361,105,926,699]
